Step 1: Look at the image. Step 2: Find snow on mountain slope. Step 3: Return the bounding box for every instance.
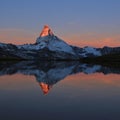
[72,46,101,57]
[17,44,41,50]
[83,46,101,56]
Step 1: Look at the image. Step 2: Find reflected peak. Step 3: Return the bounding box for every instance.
[39,82,52,95]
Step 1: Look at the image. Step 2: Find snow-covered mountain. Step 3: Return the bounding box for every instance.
[72,46,101,57]
[0,25,120,60]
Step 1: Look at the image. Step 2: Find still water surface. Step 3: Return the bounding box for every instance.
[0,61,120,120]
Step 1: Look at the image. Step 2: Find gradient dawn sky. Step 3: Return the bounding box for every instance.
[0,0,120,47]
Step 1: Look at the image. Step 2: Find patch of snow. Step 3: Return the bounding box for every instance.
[84,46,101,56]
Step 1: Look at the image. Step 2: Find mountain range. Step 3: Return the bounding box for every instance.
[0,25,120,61]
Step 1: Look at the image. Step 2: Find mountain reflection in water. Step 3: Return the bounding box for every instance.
[0,61,120,94]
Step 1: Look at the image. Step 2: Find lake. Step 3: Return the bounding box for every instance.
[0,61,120,120]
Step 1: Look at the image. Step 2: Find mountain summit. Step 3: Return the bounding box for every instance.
[40,25,54,37]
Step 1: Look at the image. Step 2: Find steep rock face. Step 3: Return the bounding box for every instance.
[39,25,53,37]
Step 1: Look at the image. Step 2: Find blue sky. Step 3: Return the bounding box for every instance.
[0,0,120,47]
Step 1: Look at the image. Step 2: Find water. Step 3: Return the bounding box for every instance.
[0,61,120,120]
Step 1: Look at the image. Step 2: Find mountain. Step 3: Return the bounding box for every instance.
[0,25,120,60]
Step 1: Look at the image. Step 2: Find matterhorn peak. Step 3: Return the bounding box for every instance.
[35,25,76,55]
[40,25,54,37]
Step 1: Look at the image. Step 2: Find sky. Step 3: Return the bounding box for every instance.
[0,0,120,47]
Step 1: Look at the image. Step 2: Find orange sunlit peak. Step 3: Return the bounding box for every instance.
[40,25,54,37]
